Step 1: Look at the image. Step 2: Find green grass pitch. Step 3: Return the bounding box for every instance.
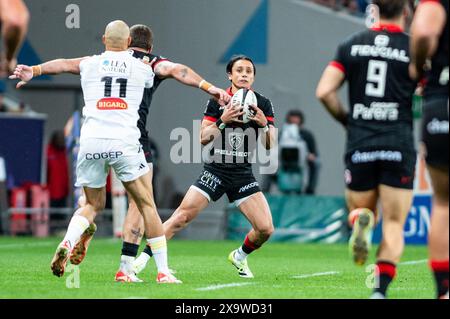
[0,237,434,299]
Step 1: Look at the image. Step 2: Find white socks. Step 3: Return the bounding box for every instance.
[147,235,169,274]
[119,255,135,274]
[62,215,90,249]
[234,247,249,263]
[134,252,151,267]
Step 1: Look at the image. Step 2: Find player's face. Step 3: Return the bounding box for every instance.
[228,60,255,89]
[287,115,301,126]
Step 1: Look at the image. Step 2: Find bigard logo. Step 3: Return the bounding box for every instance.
[97,98,128,110]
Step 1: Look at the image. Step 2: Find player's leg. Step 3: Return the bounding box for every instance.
[133,185,211,275]
[344,153,379,266]
[164,186,210,239]
[69,187,97,265]
[228,192,274,278]
[371,185,413,299]
[369,148,416,299]
[51,139,108,277]
[121,172,181,283]
[427,165,449,299]
[133,168,221,276]
[51,186,105,277]
[120,142,155,272]
[0,0,29,74]
[346,189,378,265]
[422,98,449,299]
[117,167,151,278]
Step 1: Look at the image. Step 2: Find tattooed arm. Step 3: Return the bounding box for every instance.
[154,60,202,84]
[153,60,230,105]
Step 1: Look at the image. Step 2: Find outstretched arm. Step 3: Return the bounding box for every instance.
[409,1,447,80]
[9,57,87,88]
[154,60,230,105]
[316,65,348,127]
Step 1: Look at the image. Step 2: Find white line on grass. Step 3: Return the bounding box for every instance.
[399,259,428,266]
[292,271,340,279]
[195,282,255,291]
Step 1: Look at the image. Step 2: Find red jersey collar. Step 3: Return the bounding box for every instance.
[371,23,404,33]
[226,87,254,96]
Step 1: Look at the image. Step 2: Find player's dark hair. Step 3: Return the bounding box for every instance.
[373,0,408,19]
[286,109,304,125]
[129,24,153,51]
[226,55,256,75]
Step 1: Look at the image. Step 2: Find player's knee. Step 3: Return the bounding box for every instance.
[383,213,404,224]
[90,197,105,213]
[257,223,274,239]
[3,9,29,30]
[137,195,156,211]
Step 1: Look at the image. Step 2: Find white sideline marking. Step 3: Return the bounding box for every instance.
[196,282,255,291]
[0,242,55,249]
[399,259,428,266]
[292,271,340,279]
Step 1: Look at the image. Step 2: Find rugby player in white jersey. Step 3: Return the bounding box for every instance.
[64,24,231,282]
[10,20,182,284]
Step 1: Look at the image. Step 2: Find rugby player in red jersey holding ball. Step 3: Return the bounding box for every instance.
[133,55,277,279]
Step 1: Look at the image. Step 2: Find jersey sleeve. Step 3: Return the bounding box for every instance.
[261,98,275,126]
[329,40,350,75]
[263,99,275,126]
[203,99,220,122]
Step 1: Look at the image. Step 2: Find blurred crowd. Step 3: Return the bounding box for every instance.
[312,0,369,16]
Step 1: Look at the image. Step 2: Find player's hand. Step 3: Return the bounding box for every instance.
[141,56,157,68]
[208,86,231,106]
[409,60,430,81]
[248,104,268,127]
[9,64,33,88]
[409,63,421,81]
[221,100,244,124]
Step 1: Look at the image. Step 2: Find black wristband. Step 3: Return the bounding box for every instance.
[257,122,268,129]
[215,118,226,130]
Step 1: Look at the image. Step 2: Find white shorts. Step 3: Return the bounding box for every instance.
[75,138,149,188]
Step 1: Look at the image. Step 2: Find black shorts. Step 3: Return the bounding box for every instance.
[344,147,416,191]
[422,98,449,169]
[192,167,260,203]
[139,137,153,163]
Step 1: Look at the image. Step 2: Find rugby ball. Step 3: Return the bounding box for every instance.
[231,88,257,124]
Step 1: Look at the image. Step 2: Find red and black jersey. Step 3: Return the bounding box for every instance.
[422,0,449,98]
[130,49,169,141]
[203,88,275,173]
[330,24,417,153]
